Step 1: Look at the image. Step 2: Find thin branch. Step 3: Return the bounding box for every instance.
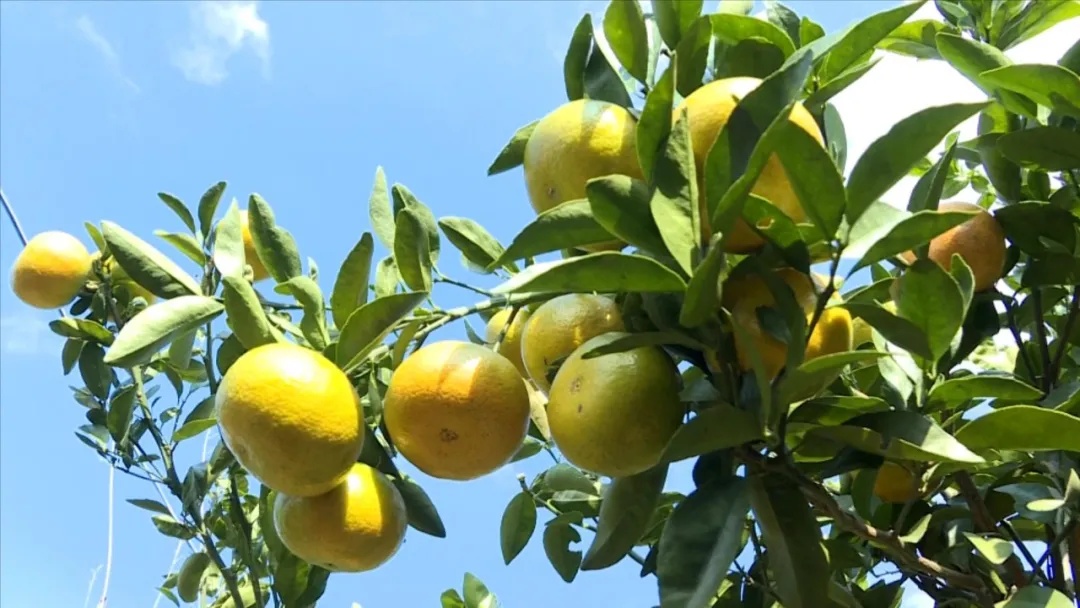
[954,471,1029,589]
[435,275,492,297]
[1003,298,1039,385]
[1048,285,1080,385]
[1030,289,1053,392]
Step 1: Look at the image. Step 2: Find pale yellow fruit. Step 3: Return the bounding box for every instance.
[215,342,365,497]
[10,230,92,309]
[520,294,625,393]
[274,463,408,573]
[382,341,531,480]
[485,307,532,377]
[873,461,922,504]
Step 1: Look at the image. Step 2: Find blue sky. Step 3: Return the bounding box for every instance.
[1,2,1075,608]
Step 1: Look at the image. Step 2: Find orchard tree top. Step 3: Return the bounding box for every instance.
[4,0,1080,607]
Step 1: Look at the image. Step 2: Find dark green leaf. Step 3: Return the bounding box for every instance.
[222,276,277,350]
[765,2,801,46]
[955,405,1080,452]
[807,410,984,463]
[935,33,1038,118]
[394,207,433,292]
[849,208,979,272]
[775,120,846,241]
[157,192,197,235]
[710,13,796,57]
[79,344,112,400]
[393,476,447,538]
[679,237,727,328]
[995,202,1078,257]
[962,532,1014,565]
[493,200,615,268]
[637,62,676,182]
[673,17,712,96]
[657,476,750,608]
[182,395,215,425]
[908,142,958,213]
[106,386,136,443]
[126,498,172,515]
[929,375,1042,408]
[997,126,1080,171]
[821,1,925,80]
[62,338,84,375]
[603,0,650,83]
[273,276,330,351]
[104,296,224,367]
[777,350,890,405]
[564,14,592,101]
[500,491,538,565]
[543,512,584,583]
[368,166,395,250]
[651,112,699,276]
[197,181,226,242]
[564,15,632,107]
[491,252,686,295]
[488,120,538,176]
[998,0,1080,50]
[337,291,429,372]
[653,0,703,48]
[894,258,966,362]
[660,403,761,464]
[390,184,440,264]
[586,175,668,254]
[844,302,932,360]
[101,221,201,298]
[582,464,668,571]
[439,217,512,275]
[248,194,303,283]
[804,58,881,109]
[845,102,987,224]
[877,19,948,59]
[580,331,704,359]
[330,233,374,330]
[980,63,1080,118]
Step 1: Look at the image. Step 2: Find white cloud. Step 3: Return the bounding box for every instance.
[0,313,55,356]
[74,15,140,94]
[171,0,271,86]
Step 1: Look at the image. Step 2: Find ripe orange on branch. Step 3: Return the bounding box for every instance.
[520,293,626,394]
[10,230,93,310]
[899,201,1007,292]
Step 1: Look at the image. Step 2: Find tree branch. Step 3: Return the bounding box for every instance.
[954,471,1029,589]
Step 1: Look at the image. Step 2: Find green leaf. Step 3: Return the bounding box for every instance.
[248,194,303,283]
[586,175,668,254]
[929,375,1043,408]
[659,403,761,464]
[101,221,201,299]
[774,121,846,241]
[578,331,704,359]
[849,208,979,272]
[637,61,676,183]
[394,207,434,292]
[994,586,1074,608]
[390,185,440,263]
[488,120,538,176]
[980,63,1080,118]
[894,258,966,362]
[821,1,925,80]
[439,217,512,275]
[962,532,1014,565]
[463,572,497,608]
[994,202,1078,257]
[491,252,686,295]
[441,590,466,608]
[651,112,699,276]
[806,57,881,110]
[126,498,172,515]
[776,350,891,406]
[899,513,932,545]
[157,192,197,235]
[653,0,703,48]
[330,233,374,331]
[844,102,987,225]
[748,471,831,608]
[908,142,958,213]
[62,338,84,375]
[998,1,1080,50]
[657,476,750,608]
[955,406,1080,452]
[79,344,112,400]
[182,395,215,425]
[154,231,206,267]
[500,491,538,565]
[543,512,584,583]
[106,386,136,443]
[393,476,447,538]
[104,296,224,368]
[212,202,246,279]
[876,19,948,59]
[935,33,1038,118]
[197,181,226,242]
[173,418,217,443]
[603,0,649,83]
[368,166,395,250]
[711,13,796,57]
[222,275,277,350]
[337,291,428,372]
[374,256,399,298]
[997,126,1080,171]
[679,237,727,328]
[274,276,330,351]
[765,1,800,46]
[493,200,615,267]
[564,14,632,107]
[582,464,668,571]
[808,410,984,463]
[152,515,196,540]
[673,17,712,96]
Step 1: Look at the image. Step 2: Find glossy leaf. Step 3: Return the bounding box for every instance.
[711,13,795,58]
[659,403,761,464]
[106,386,136,443]
[963,533,1013,565]
[543,512,584,583]
[980,63,1080,118]
[637,62,676,183]
[101,221,201,298]
[807,410,984,463]
[222,275,277,350]
[929,375,1042,408]
[104,296,224,368]
[775,121,846,241]
[393,476,447,538]
[673,17,713,96]
[877,19,948,59]
[894,258,966,362]
[997,126,1080,171]
[337,291,428,372]
[935,33,1038,118]
[820,1,925,79]
[564,14,632,107]
[491,252,686,295]
[651,112,699,276]
[582,465,668,571]
[500,491,538,565]
[586,175,668,254]
[908,142,958,213]
[330,233,374,330]
[603,0,649,83]
[439,217,512,274]
[79,344,112,400]
[679,237,727,328]
[653,0,703,49]
[849,207,978,272]
[493,200,615,267]
[394,207,434,292]
[995,586,1074,608]
[248,194,303,283]
[955,406,1080,452]
[487,120,538,176]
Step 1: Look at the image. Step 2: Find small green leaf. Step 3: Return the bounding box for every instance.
[62,338,84,375]
[821,1,925,80]
[603,0,649,83]
[394,207,433,292]
[776,350,890,405]
[808,410,984,463]
[908,142,958,213]
[439,217,512,275]
[248,194,303,283]
[173,418,216,443]
[491,252,687,295]
[564,14,632,107]
[994,202,1078,258]
[106,386,136,443]
[673,17,712,96]
[393,476,447,538]
[963,533,1014,565]
[637,61,676,182]
[929,375,1043,408]
[104,296,224,368]
[899,513,933,545]
[390,184,440,264]
[774,120,846,241]
[653,0,703,49]
[441,590,466,608]
[463,572,497,608]
[844,102,988,225]
[876,18,947,59]
[222,275,277,350]
[586,175,668,254]
[274,276,330,351]
[154,231,206,267]
[488,120,538,176]
[182,395,215,425]
[659,403,761,464]
[157,192,197,235]
[710,13,796,57]
[935,33,1038,118]
[980,63,1080,118]
[848,208,979,272]
[994,586,1074,608]
[212,202,246,280]
[894,258,966,362]
[679,237,727,328]
[101,221,201,298]
[748,471,831,608]
[79,344,112,400]
[651,112,699,276]
[151,515,196,540]
[500,491,538,565]
[955,406,1080,453]
[582,464,668,571]
[337,291,429,372]
[330,233,374,331]
[374,256,400,298]
[543,512,584,583]
[368,166,395,250]
[493,200,615,268]
[126,498,172,515]
[197,181,226,242]
[997,126,1080,171]
[657,476,750,608]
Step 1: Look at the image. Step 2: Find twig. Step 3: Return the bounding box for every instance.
[1003,298,1038,385]
[435,275,492,297]
[1030,289,1053,392]
[954,471,1028,589]
[999,519,1049,584]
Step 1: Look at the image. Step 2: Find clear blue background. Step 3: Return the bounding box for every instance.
[7,2,1066,607]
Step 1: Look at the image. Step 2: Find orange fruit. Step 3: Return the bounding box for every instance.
[10,230,92,309]
[900,201,1006,292]
[872,461,922,504]
[520,294,625,393]
[485,307,532,377]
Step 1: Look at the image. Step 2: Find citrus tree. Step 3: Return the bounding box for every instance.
[6,0,1080,607]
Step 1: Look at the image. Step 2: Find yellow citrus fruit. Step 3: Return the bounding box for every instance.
[676,77,825,253]
[523,99,642,252]
[10,230,92,310]
[872,461,922,504]
[383,340,531,480]
[240,210,270,283]
[216,342,365,497]
[900,201,1006,292]
[273,462,408,572]
[547,332,684,478]
[520,294,625,393]
[485,307,532,377]
[721,268,853,381]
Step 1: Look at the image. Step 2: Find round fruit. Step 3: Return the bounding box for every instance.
[215,342,365,497]
[676,77,825,253]
[547,332,684,478]
[10,230,93,309]
[900,201,1006,292]
[485,307,532,377]
[520,294,626,393]
[721,268,853,381]
[240,210,270,283]
[382,340,531,480]
[273,462,408,573]
[872,461,921,504]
